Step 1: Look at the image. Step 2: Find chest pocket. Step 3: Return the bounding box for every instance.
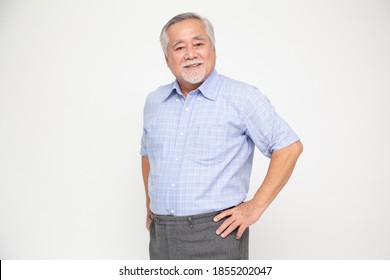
[190,124,228,164]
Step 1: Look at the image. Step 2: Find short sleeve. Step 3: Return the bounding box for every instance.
[243,88,300,158]
[140,127,148,156]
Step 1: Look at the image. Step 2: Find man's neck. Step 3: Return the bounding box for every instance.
[179,82,202,97]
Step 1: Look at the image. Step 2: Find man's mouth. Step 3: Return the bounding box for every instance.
[182,61,203,68]
[184,63,202,68]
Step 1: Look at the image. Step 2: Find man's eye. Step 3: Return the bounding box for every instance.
[175,47,184,51]
[195,43,204,47]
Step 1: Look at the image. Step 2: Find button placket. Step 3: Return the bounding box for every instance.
[167,92,197,216]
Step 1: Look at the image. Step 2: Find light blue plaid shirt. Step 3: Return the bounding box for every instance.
[141,70,299,216]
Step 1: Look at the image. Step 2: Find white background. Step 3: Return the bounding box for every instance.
[0,0,389,259]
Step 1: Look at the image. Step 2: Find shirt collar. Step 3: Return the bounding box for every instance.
[162,69,219,102]
[198,69,218,101]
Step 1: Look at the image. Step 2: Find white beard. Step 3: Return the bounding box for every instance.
[181,66,206,84]
[180,59,206,84]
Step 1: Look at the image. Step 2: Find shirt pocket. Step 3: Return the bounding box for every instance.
[190,124,228,164]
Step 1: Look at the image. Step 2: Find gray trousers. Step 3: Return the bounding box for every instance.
[149,210,249,260]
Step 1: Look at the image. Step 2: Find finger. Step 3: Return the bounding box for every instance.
[214,209,233,222]
[146,218,152,231]
[220,221,240,238]
[236,225,248,239]
[215,216,234,235]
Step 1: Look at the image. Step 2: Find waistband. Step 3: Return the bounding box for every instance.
[152,210,222,226]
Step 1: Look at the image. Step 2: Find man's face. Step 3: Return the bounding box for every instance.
[165,19,216,92]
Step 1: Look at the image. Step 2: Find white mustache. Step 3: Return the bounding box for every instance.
[181,60,204,68]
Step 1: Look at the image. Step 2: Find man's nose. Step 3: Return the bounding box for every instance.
[184,46,197,60]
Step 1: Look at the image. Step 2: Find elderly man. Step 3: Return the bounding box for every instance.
[140,12,303,260]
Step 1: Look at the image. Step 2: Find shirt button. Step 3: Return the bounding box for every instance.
[171,183,175,187]
[180,132,184,136]
[170,209,175,214]
[185,108,189,112]
[176,98,179,102]
[175,157,179,161]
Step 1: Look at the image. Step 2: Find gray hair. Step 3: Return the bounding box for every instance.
[160,12,215,56]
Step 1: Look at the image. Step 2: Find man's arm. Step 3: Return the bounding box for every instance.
[214,140,303,239]
[142,156,153,231]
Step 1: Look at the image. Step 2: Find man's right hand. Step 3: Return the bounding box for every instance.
[146,210,154,232]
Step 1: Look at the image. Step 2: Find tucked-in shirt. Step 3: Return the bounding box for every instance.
[141,70,299,216]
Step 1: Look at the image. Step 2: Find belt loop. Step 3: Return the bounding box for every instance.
[187,216,194,228]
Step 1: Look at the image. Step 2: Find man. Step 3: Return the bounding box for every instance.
[140,12,303,260]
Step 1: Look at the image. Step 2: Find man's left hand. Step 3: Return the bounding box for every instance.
[214,200,263,239]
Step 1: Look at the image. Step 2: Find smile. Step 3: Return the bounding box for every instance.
[184,63,202,68]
